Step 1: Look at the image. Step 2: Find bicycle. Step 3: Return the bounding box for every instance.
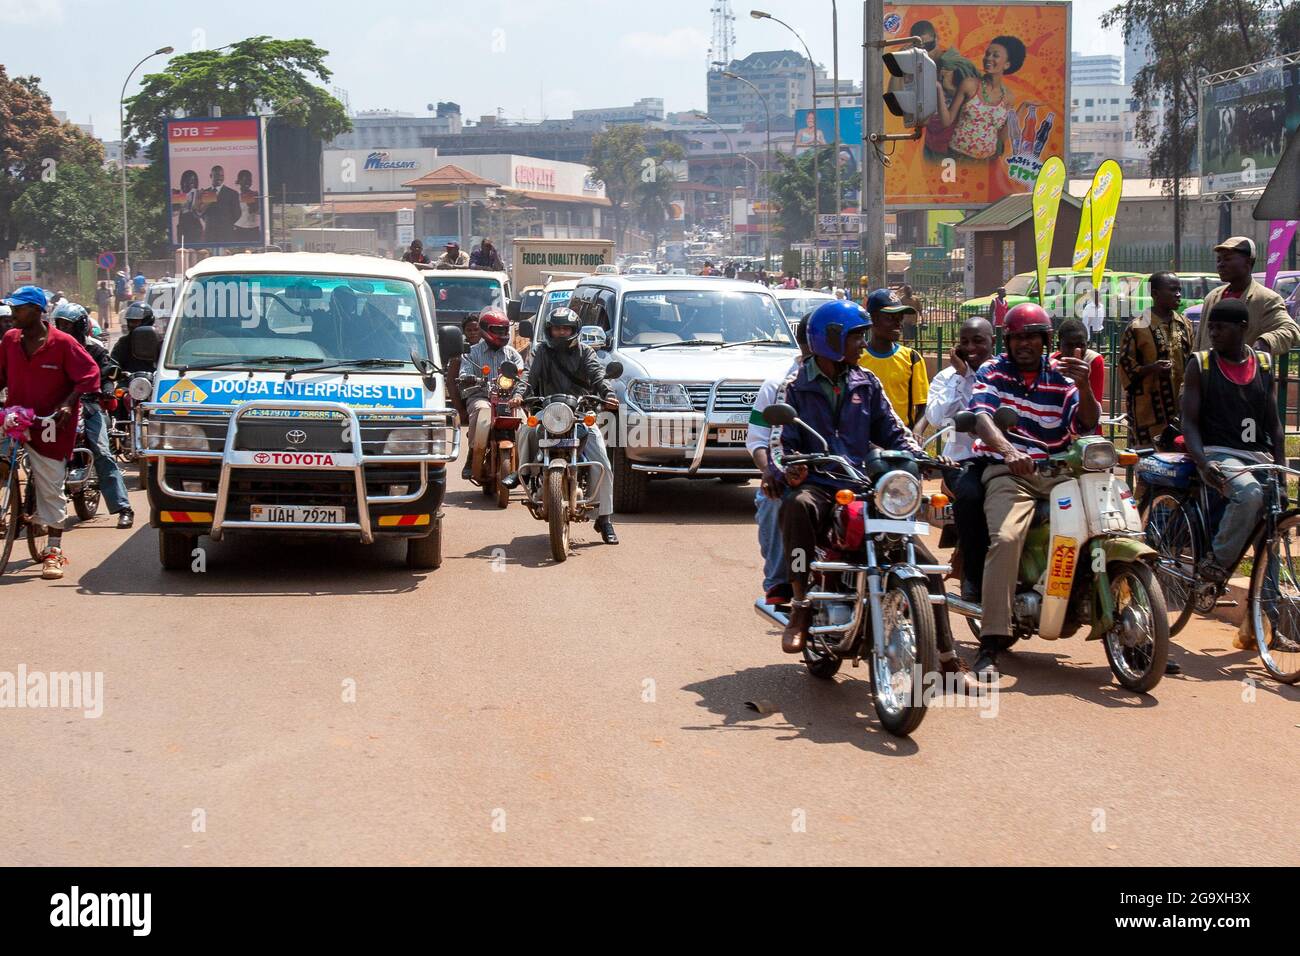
[1,414,58,573]
[1141,455,1300,683]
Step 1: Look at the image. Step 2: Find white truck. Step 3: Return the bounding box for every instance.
[511,238,615,290]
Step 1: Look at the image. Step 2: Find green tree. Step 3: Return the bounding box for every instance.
[10,163,121,273]
[0,67,105,260]
[587,126,684,251]
[122,36,351,253]
[1101,0,1296,266]
[769,144,852,244]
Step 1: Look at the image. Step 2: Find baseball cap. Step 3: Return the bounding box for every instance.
[1213,236,1257,258]
[866,287,916,315]
[2,286,49,312]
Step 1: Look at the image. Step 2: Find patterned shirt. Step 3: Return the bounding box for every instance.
[968,353,1081,461]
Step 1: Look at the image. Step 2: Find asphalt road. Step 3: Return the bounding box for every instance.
[1,457,1297,866]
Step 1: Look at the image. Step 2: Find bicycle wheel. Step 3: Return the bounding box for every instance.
[1142,492,1200,637]
[1248,513,1300,684]
[0,466,18,572]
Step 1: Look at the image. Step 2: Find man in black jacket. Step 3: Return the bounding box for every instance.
[503,307,621,543]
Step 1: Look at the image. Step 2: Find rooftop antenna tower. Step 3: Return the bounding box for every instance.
[709,0,736,71]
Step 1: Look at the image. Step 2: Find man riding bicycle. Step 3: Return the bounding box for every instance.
[0,287,102,579]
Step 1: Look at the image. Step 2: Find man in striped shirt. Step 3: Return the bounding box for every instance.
[968,303,1100,676]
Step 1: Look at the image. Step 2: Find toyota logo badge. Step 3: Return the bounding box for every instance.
[254,452,271,464]
[286,429,308,446]
[741,392,757,405]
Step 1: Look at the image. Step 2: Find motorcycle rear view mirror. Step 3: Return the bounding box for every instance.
[952,411,977,434]
[129,325,161,363]
[762,403,797,427]
[437,324,466,364]
[993,406,1020,432]
[517,319,535,340]
[603,361,624,380]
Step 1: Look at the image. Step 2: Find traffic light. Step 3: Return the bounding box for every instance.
[882,48,938,128]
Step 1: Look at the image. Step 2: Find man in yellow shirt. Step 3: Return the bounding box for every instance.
[859,288,929,427]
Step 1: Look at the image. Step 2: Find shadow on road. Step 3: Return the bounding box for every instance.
[75,524,427,597]
[680,664,922,756]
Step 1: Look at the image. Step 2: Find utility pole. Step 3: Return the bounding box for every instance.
[862,0,886,291]
[831,0,843,289]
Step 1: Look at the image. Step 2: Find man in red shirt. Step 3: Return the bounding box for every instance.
[0,286,101,579]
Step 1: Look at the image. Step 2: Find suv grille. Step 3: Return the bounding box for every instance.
[683,382,763,413]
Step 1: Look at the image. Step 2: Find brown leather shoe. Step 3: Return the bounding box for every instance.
[939,653,976,693]
[782,602,811,654]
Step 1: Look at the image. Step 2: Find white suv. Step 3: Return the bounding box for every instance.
[565,274,800,512]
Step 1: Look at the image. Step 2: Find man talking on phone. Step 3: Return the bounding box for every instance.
[967,304,1100,677]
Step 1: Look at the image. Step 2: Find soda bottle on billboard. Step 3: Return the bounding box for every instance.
[1033,112,1055,159]
[1020,104,1038,155]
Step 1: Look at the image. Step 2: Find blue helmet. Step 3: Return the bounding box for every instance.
[807,299,871,362]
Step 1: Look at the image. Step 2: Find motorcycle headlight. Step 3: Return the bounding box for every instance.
[496,375,515,391]
[1082,441,1118,472]
[128,375,153,402]
[627,380,693,411]
[875,469,922,519]
[540,402,575,435]
[383,427,431,455]
[159,422,207,452]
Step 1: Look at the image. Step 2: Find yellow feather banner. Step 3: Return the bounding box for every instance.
[1031,157,1067,306]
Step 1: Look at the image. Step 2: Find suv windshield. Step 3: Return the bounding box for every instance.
[776,294,834,320]
[425,274,504,324]
[167,272,429,370]
[618,289,795,348]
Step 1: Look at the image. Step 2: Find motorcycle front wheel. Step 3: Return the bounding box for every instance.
[73,485,102,521]
[870,578,937,737]
[1102,561,1170,693]
[545,469,569,562]
[0,466,19,572]
[496,445,515,510]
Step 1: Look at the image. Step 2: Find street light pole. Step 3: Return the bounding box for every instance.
[694,113,740,259]
[752,10,819,284]
[831,0,843,289]
[722,70,772,267]
[119,46,173,282]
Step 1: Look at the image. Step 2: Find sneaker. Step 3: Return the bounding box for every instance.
[594,515,619,545]
[40,547,68,580]
[1164,660,1182,675]
[499,472,520,490]
[116,508,134,530]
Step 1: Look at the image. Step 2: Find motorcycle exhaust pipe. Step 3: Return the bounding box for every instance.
[944,593,981,619]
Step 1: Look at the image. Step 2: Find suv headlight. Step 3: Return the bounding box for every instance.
[628,380,693,411]
[541,402,575,435]
[875,469,922,519]
[384,427,431,455]
[1082,441,1118,471]
[159,421,207,452]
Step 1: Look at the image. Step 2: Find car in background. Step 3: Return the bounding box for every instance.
[1185,271,1300,327]
[422,268,512,334]
[960,268,1150,325]
[771,289,836,331]
[140,278,180,337]
[534,277,579,328]
[625,264,657,276]
[516,285,544,323]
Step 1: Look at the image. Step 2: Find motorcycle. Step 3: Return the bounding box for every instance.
[941,409,1170,693]
[755,402,952,737]
[516,361,622,562]
[457,359,525,508]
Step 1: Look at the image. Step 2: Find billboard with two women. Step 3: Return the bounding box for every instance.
[164,117,264,249]
[882,1,1070,208]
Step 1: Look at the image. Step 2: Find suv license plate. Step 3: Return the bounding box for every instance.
[250,505,345,524]
[716,427,748,444]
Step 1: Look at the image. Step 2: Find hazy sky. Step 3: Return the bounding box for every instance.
[2,0,1123,139]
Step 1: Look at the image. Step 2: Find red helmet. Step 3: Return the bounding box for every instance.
[478,308,510,348]
[1003,302,1052,344]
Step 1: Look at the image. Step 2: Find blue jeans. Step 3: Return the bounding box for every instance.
[81,403,130,514]
[755,486,787,593]
[1208,452,1267,568]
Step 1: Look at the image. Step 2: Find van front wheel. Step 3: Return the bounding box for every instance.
[406,518,443,570]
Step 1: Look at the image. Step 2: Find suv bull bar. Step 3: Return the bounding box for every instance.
[137,399,459,544]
